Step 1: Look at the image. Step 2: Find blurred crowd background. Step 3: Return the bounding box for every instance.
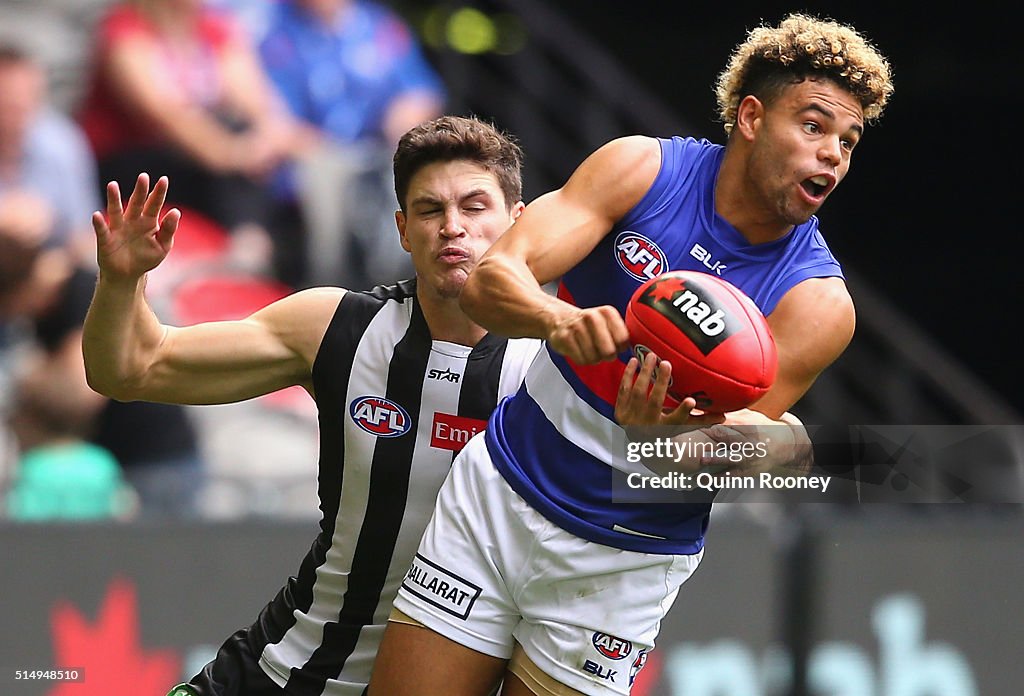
[0,0,1020,524]
[0,0,448,522]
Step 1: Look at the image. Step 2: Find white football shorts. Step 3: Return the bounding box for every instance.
[392,432,703,695]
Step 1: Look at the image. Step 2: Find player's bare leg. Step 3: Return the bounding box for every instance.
[499,674,542,696]
[368,620,506,696]
[501,643,587,696]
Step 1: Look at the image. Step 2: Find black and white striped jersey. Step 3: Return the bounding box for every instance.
[247,280,541,695]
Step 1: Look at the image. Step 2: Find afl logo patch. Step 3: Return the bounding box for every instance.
[614,231,667,281]
[629,651,648,686]
[592,632,632,660]
[349,396,411,437]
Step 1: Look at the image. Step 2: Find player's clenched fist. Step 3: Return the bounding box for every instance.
[547,304,630,364]
[91,173,180,281]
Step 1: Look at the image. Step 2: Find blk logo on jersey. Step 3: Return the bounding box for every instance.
[402,554,482,620]
[637,276,736,355]
[431,413,487,452]
[614,231,667,281]
[349,396,412,437]
[582,660,618,683]
[592,632,633,660]
[689,242,728,275]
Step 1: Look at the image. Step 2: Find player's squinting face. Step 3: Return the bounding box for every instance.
[748,78,864,226]
[397,160,523,299]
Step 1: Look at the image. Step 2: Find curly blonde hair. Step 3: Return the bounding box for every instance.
[715,13,893,134]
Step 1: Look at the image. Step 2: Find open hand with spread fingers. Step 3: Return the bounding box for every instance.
[615,352,726,432]
[91,173,180,282]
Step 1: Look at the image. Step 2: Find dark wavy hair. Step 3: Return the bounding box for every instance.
[394,115,523,212]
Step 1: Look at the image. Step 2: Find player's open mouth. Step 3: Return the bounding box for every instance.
[800,174,834,201]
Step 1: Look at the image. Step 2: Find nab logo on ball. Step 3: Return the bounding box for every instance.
[614,231,667,281]
[349,396,411,437]
[626,270,777,413]
[637,275,735,356]
[592,632,632,660]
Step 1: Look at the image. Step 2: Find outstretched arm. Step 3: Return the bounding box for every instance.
[82,174,340,405]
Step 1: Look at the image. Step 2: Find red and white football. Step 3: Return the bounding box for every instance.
[624,270,777,413]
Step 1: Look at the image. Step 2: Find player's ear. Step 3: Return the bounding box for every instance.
[735,95,764,141]
[396,210,412,252]
[510,200,525,222]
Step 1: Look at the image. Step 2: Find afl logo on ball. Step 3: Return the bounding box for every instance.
[632,344,675,390]
[349,396,411,437]
[614,231,667,281]
[592,632,632,660]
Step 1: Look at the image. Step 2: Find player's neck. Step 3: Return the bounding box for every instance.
[417,287,488,346]
[716,149,794,245]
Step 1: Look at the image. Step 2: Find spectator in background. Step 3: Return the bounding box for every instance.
[76,0,316,278]
[0,215,203,520]
[0,43,101,266]
[258,0,446,288]
[0,224,134,521]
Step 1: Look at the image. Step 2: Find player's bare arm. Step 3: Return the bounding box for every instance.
[461,136,661,364]
[754,276,855,418]
[83,173,342,405]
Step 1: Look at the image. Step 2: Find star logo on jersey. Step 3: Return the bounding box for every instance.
[427,367,461,383]
[349,396,412,437]
[614,231,668,281]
